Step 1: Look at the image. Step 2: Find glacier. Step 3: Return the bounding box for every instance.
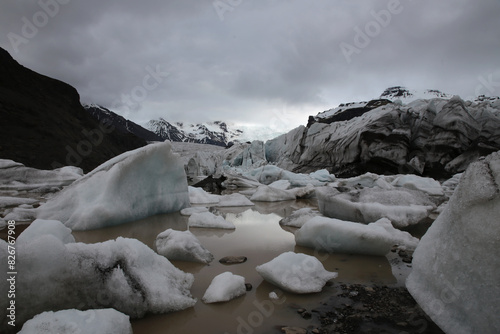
[406,151,500,334]
[37,141,190,230]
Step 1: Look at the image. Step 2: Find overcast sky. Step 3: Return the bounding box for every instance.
[1,0,499,131]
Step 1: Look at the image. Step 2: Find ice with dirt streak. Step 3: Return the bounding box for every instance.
[188,211,235,229]
[156,228,214,264]
[295,217,419,256]
[279,208,321,228]
[0,219,196,332]
[202,272,246,303]
[37,141,190,230]
[406,151,500,334]
[256,252,337,294]
[18,309,132,334]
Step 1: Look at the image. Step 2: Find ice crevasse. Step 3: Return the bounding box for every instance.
[37,141,190,230]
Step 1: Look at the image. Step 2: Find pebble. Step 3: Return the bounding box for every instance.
[281,327,307,334]
[219,256,247,264]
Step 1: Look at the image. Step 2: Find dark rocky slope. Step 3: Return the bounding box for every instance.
[0,47,146,173]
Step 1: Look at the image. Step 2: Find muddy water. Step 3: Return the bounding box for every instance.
[73,199,404,334]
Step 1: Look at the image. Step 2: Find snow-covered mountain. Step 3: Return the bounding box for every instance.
[379,86,454,102]
[146,119,283,147]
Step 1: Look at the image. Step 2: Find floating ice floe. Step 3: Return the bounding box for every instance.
[406,151,500,334]
[0,219,196,331]
[188,212,235,229]
[316,186,436,228]
[250,185,296,202]
[279,208,321,228]
[295,217,419,256]
[37,141,190,230]
[202,272,246,303]
[156,229,214,264]
[256,252,337,294]
[216,193,254,207]
[180,206,209,216]
[17,309,132,334]
[189,186,220,204]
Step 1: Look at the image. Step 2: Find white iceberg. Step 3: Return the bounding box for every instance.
[295,217,419,256]
[406,151,500,334]
[188,186,220,204]
[0,220,196,332]
[202,272,246,303]
[316,186,435,228]
[180,206,209,216]
[250,185,296,202]
[188,211,235,229]
[256,252,337,294]
[279,208,321,228]
[18,309,132,334]
[155,229,214,264]
[37,141,190,230]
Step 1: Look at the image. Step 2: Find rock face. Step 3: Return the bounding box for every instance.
[265,97,500,179]
[0,47,146,173]
[406,151,500,334]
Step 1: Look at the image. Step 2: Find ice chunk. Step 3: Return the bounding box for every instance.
[189,186,220,204]
[391,175,444,196]
[279,208,321,228]
[256,252,337,293]
[0,159,82,192]
[268,179,291,190]
[0,220,196,332]
[309,169,336,182]
[316,186,435,228]
[180,206,209,216]
[156,229,214,264]
[217,193,254,207]
[188,212,235,229]
[406,151,500,334]
[202,272,246,303]
[295,217,419,256]
[0,197,38,208]
[17,219,75,245]
[18,309,132,334]
[37,142,190,230]
[250,185,296,202]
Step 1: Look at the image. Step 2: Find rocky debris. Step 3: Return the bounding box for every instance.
[245,283,252,291]
[219,256,247,265]
[281,327,307,334]
[191,175,227,195]
[266,97,500,179]
[309,284,444,334]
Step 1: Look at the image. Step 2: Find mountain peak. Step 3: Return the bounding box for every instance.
[380,86,453,102]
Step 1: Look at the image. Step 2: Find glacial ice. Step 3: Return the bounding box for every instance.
[256,252,337,294]
[188,211,235,229]
[37,141,190,230]
[202,272,246,303]
[0,220,196,332]
[316,186,435,228]
[250,185,296,202]
[18,309,132,334]
[0,159,82,192]
[390,174,444,196]
[180,206,209,216]
[189,186,220,204]
[295,217,419,256]
[217,193,254,207]
[279,208,321,228]
[156,228,214,264]
[406,151,500,334]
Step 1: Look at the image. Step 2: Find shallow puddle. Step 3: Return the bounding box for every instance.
[73,199,404,334]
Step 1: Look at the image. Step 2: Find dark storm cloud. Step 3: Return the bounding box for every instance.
[1,0,499,129]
